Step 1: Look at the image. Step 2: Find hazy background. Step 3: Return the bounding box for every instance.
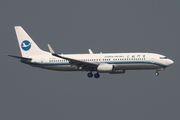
[0,1,179,120]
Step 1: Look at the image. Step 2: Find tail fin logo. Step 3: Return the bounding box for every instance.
[21,40,31,51]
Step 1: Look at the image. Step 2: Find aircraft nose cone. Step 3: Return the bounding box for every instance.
[167,59,174,66]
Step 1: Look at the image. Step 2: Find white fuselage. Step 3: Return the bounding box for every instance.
[21,52,173,72]
[9,26,174,78]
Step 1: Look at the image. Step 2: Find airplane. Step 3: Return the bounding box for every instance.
[8,26,174,78]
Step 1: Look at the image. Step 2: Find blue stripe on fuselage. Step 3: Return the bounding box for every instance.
[20,59,167,68]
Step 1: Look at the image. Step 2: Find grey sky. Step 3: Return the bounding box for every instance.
[1,1,180,120]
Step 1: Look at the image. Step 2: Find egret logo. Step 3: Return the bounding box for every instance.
[21,40,31,51]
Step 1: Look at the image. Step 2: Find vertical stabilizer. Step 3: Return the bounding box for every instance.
[14,26,48,57]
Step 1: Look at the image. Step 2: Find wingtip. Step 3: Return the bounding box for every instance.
[88,49,93,54]
[14,26,21,28]
[47,44,55,54]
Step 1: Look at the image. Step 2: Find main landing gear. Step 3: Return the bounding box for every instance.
[87,72,100,78]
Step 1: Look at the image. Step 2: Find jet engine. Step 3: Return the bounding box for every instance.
[97,64,114,73]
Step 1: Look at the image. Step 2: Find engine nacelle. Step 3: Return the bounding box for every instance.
[97,64,114,73]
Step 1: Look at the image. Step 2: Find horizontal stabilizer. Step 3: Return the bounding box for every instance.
[7,54,32,60]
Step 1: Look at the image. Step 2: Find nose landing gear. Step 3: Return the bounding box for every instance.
[155,71,159,76]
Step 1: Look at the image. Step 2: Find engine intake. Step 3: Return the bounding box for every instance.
[97,64,114,73]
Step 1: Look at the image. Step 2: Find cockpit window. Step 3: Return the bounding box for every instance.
[160,56,168,59]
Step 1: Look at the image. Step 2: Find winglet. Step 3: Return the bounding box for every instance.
[47,44,60,57]
[88,49,93,54]
[47,44,55,54]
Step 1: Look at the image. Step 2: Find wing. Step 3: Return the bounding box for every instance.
[47,44,98,70]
